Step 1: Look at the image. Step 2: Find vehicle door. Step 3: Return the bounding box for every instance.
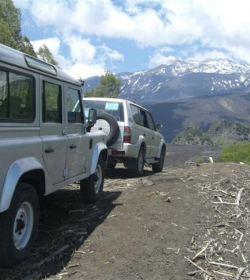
[139,109,155,157]
[40,78,68,185]
[145,111,159,157]
[65,86,88,179]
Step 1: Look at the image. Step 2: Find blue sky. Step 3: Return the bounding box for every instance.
[14,0,250,79]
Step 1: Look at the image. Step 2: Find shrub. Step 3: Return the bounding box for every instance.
[196,157,203,164]
[221,142,250,164]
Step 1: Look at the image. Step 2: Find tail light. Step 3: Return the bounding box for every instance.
[123,126,131,143]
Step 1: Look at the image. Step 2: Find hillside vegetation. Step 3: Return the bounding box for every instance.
[221,142,250,164]
[172,119,250,147]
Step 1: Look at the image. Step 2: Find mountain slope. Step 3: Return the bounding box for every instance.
[145,92,250,143]
[171,120,250,147]
[83,58,250,104]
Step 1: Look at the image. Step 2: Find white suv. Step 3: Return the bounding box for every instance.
[83,97,166,176]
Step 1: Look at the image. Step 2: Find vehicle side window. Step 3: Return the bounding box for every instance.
[42,81,62,123]
[146,111,156,131]
[140,110,148,128]
[130,104,141,125]
[67,88,83,123]
[0,70,34,121]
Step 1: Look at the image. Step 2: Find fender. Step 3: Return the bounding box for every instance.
[0,157,44,213]
[156,139,166,158]
[90,142,108,174]
[135,135,147,156]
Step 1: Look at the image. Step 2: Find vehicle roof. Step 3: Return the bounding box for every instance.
[83,97,148,111]
[0,44,81,86]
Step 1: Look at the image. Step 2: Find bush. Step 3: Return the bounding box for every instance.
[221,142,250,164]
[196,157,204,164]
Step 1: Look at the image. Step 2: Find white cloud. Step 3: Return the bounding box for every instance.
[31,35,123,79]
[22,0,250,48]
[98,44,124,63]
[16,0,250,74]
[149,54,182,68]
[63,36,96,65]
[65,63,105,80]
[188,51,229,62]
[31,37,60,55]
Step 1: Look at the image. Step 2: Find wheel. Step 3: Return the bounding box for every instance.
[80,156,105,203]
[0,183,39,267]
[107,162,116,169]
[152,149,165,173]
[133,147,145,177]
[96,112,120,146]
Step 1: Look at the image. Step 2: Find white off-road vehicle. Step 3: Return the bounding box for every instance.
[0,44,108,267]
[83,97,166,176]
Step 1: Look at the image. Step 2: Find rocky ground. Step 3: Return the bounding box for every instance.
[1,146,250,280]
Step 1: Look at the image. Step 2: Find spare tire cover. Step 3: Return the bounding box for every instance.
[96,112,120,146]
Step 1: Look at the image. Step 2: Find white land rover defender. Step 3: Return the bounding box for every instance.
[0,44,108,267]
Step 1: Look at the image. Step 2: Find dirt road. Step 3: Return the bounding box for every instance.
[1,160,250,280]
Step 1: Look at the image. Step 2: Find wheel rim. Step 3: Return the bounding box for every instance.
[95,119,111,137]
[138,151,144,173]
[94,164,102,193]
[13,202,34,250]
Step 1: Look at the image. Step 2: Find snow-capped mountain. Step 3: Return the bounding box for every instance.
[84,58,250,104]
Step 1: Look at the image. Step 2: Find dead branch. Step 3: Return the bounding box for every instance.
[209,261,238,270]
[236,267,246,280]
[184,256,213,277]
[213,270,234,277]
[34,244,70,268]
[235,188,244,205]
[192,240,211,261]
[212,188,245,206]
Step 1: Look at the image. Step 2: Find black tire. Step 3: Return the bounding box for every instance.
[0,183,39,267]
[107,162,116,169]
[133,147,145,177]
[152,149,165,173]
[96,112,120,146]
[80,156,105,203]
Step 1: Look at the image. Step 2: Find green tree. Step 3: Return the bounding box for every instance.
[85,71,121,98]
[19,35,37,57]
[0,0,37,57]
[0,0,21,49]
[37,44,58,66]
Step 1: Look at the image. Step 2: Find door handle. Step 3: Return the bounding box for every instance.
[45,147,54,154]
[70,144,77,149]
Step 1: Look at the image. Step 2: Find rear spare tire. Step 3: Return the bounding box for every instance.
[96,112,119,146]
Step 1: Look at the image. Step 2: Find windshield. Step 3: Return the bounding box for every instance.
[83,100,124,121]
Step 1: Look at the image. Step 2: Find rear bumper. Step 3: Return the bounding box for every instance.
[108,143,139,158]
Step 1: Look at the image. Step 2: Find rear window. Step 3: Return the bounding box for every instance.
[83,100,124,121]
[0,69,35,122]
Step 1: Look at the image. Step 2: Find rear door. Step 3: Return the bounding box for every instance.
[138,109,155,157]
[145,111,159,157]
[130,104,152,158]
[40,78,68,185]
[65,86,88,178]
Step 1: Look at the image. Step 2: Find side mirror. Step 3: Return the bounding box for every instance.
[156,124,163,131]
[87,108,97,127]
